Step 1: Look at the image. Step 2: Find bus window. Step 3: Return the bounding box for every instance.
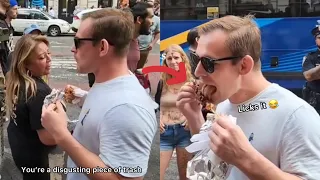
[161,0,320,19]
[161,0,220,20]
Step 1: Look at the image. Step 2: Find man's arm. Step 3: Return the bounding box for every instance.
[303,65,320,81]
[150,16,160,47]
[302,55,320,81]
[187,110,205,135]
[56,133,122,180]
[237,105,320,180]
[56,103,155,180]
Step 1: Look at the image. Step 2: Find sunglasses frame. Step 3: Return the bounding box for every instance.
[74,37,115,49]
[190,52,241,73]
[74,37,100,49]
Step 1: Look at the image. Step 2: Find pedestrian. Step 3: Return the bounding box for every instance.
[49,7,55,17]
[177,15,320,179]
[156,44,193,180]
[0,0,11,76]
[5,0,18,53]
[41,8,158,180]
[186,28,199,77]
[137,0,160,69]
[5,34,56,180]
[302,26,320,114]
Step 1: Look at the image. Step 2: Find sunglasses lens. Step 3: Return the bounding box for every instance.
[201,57,214,73]
[74,38,79,49]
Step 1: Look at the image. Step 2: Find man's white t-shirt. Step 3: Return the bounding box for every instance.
[66,75,158,180]
[216,83,320,180]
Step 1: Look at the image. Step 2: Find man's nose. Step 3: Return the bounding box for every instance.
[194,61,207,77]
[71,46,76,53]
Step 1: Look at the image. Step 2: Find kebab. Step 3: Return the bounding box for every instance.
[193,80,216,113]
[64,86,76,103]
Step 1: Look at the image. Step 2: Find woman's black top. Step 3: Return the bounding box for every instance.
[7,77,55,169]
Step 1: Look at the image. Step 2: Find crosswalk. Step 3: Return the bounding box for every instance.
[51,58,77,69]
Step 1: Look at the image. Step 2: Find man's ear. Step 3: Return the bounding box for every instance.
[99,39,109,57]
[136,16,143,24]
[238,55,254,75]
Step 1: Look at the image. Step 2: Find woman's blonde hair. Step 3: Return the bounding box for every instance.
[161,44,193,91]
[5,35,49,118]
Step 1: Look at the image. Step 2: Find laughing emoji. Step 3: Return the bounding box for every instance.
[269,99,278,109]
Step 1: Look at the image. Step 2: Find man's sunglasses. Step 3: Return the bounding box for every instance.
[190,52,241,73]
[74,37,114,49]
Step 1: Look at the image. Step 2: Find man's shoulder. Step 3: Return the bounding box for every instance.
[153,15,160,22]
[306,51,319,58]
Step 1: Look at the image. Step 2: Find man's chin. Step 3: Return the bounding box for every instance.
[76,67,89,74]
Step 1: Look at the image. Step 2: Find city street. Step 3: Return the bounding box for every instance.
[0,36,160,180]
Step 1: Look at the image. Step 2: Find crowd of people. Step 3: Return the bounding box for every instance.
[158,14,320,180]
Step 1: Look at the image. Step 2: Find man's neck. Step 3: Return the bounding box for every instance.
[229,71,271,104]
[189,46,196,52]
[94,57,130,83]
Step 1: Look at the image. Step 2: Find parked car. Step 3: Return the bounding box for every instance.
[71,8,101,32]
[12,8,71,36]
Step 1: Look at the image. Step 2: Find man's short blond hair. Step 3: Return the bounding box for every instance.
[82,8,135,57]
[199,15,262,69]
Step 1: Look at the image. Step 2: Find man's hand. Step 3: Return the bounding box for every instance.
[209,115,256,166]
[41,100,70,141]
[176,82,201,115]
[176,82,204,134]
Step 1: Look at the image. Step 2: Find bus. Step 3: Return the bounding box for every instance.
[160,0,320,97]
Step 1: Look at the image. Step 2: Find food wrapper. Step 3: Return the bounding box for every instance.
[43,88,88,132]
[43,89,65,107]
[186,114,237,180]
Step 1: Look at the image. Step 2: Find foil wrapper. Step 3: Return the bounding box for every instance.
[186,114,237,180]
[43,88,88,132]
[43,89,65,108]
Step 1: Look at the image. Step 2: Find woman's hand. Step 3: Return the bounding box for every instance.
[182,120,189,131]
[159,119,165,134]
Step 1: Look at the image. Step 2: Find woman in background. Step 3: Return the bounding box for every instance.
[5,35,57,180]
[156,44,194,180]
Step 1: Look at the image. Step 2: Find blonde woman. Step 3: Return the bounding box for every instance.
[23,24,49,84]
[155,44,193,180]
[5,35,57,180]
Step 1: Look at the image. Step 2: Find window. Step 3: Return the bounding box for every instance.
[161,0,320,19]
[99,0,113,7]
[230,0,306,18]
[161,0,222,20]
[17,14,29,19]
[29,11,49,20]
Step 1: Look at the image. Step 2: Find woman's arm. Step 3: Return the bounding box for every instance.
[27,86,59,146]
